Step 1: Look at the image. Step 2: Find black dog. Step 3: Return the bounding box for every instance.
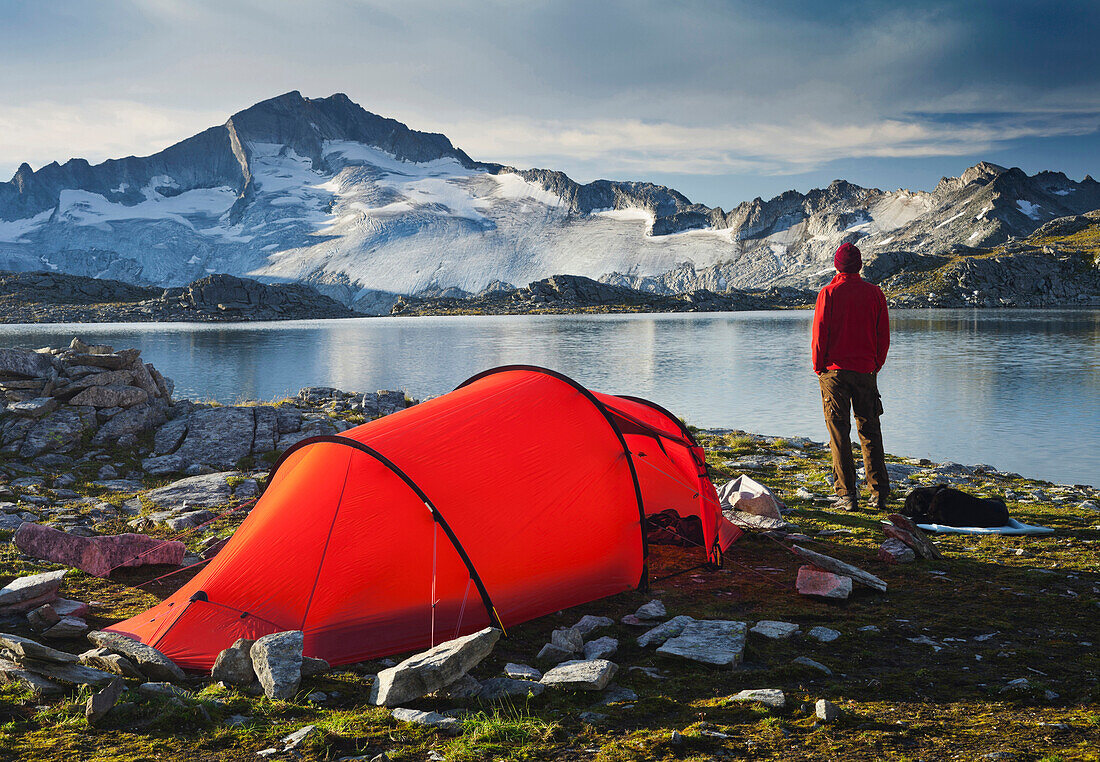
[903,484,1010,528]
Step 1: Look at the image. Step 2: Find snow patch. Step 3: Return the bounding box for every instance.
[489,173,565,207]
[55,186,238,230]
[0,209,52,242]
[935,211,965,229]
[968,230,983,242]
[1052,188,1074,196]
[873,236,895,247]
[1016,199,1042,219]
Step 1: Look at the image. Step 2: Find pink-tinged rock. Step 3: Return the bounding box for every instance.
[13,523,184,578]
[0,569,66,612]
[795,566,853,600]
[877,538,916,565]
[54,598,90,618]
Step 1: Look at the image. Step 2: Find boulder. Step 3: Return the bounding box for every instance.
[87,630,185,682]
[153,418,189,454]
[85,677,125,724]
[583,636,618,661]
[791,545,887,592]
[42,616,89,639]
[718,474,784,518]
[637,615,696,648]
[572,615,614,637]
[731,688,786,709]
[550,627,583,653]
[370,627,501,707]
[656,620,747,667]
[0,570,66,611]
[816,698,840,722]
[250,630,304,700]
[211,638,256,686]
[750,621,800,640]
[808,626,841,643]
[796,566,853,600]
[878,538,917,564]
[0,348,53,378]
[91,403,165,446]
[536,643,574,663]
[14,523,185,578]
[503,663,541,681]
[539,659,618,691]
[69,384,148,409]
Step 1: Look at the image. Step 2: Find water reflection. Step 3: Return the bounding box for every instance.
[1,309,1096,485]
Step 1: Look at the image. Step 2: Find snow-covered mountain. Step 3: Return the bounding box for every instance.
[2,91,1098,312]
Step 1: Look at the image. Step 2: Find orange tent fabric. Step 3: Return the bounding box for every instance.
[108,366,740,669]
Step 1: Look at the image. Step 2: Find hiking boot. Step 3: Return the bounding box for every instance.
[834,495,858,512]
[872,492,891,511]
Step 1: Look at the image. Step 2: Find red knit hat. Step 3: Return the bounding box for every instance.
[834,242,862,272]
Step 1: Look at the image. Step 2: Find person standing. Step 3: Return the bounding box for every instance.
[811,242,890,511]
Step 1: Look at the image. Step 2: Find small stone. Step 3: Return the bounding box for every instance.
[137,681,191,699]
[578,711,607,723]
[858,625,880,633]
[731,688,786,709]
[504,663,541,680]
[750,620,800,640]
[26,604,61,632]
[85,677,125,724]
[637,615,695,648]
[537,643,574,663]
[793,656,833,675]
[391,707,461,735]
[42,616,89,639]
[878,538,917,564]
[478,677,546,701]
[596,684,638,705]
[550,627,583,653]
[540,659,618,691]
[808,626,841,643]
[224,714,251,727]
[634,599,666,620]
[572,615,614,636]
[300,655,330,678]
[583,636,618,661]
[282,724,317,750]
[815,699,840,722]
[370,627,500,707]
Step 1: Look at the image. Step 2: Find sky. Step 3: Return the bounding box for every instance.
[1,0,1098,210]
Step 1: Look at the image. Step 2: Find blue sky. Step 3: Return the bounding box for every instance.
[1,0,1097,209]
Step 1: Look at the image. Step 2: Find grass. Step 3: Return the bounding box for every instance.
[1,426,1098,761]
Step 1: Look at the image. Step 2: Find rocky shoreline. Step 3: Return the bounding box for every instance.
[1,341,1098,760]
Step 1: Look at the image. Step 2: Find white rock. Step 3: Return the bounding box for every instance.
[370,627,500,707]
[503,663,541,681]
[634,600,666,620]
[583,636,618,661]
[750,620,799,640]
[808,626,841,643]
[656,620,747,667]
[540,659,618,691]
[730,688,786,709]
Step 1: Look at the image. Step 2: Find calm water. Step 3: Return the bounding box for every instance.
[2,310,1097,486]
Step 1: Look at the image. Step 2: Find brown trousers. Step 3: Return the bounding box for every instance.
[818,369,889,500]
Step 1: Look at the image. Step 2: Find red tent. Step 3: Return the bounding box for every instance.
[108,366,740,669]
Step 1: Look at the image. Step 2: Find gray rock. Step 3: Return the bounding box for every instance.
[138,681,190,699]
[540,659,618,691]
[731,688,786,709]
[656,620,747,667]
[6,397,59,419]
[153,418,189,454]
[300,655,330,678]
[143,471,237,513]
[435,674,481,699]
[85,677,125,724]
[792,545,887,592]
[16,657,116,687]
[550,627,584,653]
[391,707,461,735]
[537,643,575,663]
[583,636,618,661]
[91,403,165,446]
[750,621,800,640]
[572,615,614,637]
[0,348,53,378]
[0,632,79,663]
[250,630,304,700]
[212,638,256,686]
[578,711,608,723]
[370,627,500,707]
[808,626,841,643]
[163,510,215,531]
[173,407,256,470]
[252,407,278,454]
[141,454,184,476]
[281,724,318,750]
[87,630,185,682]
[19,408,96,458]
[69,384,148,409]
[478,676,546,701]
[0,570,67,610]
[815,698,840,722]
[42,616,89,639]
[637,615,696,648]
[79,648,144,679]
[634,599,666,620]
[275,406,302,434]
[504,663,541,680]
[793,656,833,675]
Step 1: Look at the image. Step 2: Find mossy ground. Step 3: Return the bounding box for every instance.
[1,433,1097,761]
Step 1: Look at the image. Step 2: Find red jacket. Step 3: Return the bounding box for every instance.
[811,272,890,374]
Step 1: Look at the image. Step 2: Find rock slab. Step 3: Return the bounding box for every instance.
[0,569,66,611]
[656,620,747,667]
[731,688,786,709]
[792,545,887,592]
[14,523,185,577]
[87,630,185,682]
[750,620,800,640]
[796,566,853,599]
[371,627,501,707]
[540,659,618,691]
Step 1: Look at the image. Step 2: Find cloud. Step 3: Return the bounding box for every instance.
[431,111,1100,179]
[0,100,226,175]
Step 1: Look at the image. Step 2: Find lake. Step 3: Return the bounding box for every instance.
[1,309,1097,486]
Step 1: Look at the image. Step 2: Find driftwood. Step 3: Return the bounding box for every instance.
[791,545,887,592]
[885,514,944,560]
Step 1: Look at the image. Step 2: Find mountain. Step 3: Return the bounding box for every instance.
[2,91,1099,313]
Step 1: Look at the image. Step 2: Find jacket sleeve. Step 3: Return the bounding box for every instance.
[811,288,828,373]
[875,289,890,371]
